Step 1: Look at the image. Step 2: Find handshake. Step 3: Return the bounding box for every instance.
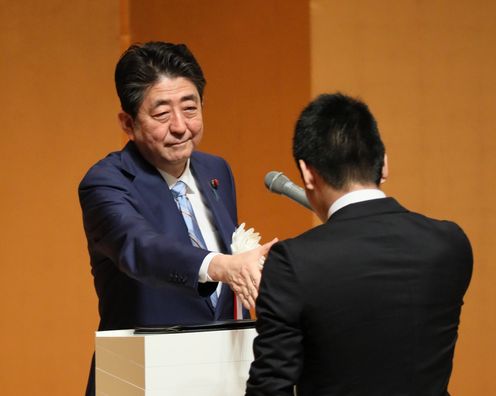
[208,223,277,310]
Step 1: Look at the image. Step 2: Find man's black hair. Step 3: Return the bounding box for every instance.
[115,41,206,119]
[293,93,385,189]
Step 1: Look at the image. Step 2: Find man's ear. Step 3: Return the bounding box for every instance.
[380,153,389,184]
[299,160,316,190]
[118,111,136,140]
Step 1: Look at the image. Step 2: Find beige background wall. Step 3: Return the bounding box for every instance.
[0,0,493,394]
[0,1,121,394]
[311,1,495,394]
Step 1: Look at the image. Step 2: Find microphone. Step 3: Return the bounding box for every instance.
[264,171,313,211]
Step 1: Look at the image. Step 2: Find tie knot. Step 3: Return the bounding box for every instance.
[171,180,187,198]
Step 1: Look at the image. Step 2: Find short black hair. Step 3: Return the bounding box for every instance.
[115,41,206,119]
[293,93,385,189]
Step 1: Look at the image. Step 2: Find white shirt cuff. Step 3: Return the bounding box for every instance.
[198,252,220,283]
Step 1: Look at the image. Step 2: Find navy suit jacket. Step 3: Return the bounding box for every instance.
[79,141,239,329]
[246,198,472,396]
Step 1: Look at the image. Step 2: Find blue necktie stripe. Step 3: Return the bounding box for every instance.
[171,181,218,308]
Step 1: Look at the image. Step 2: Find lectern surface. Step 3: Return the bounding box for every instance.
[95,327,256,396]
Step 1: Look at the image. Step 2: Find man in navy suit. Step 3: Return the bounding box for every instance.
[79,42,274,396]
[246,93,472,395]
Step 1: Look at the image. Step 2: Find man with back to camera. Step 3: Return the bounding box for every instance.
[245,93,472,395]
[79,41,275,395]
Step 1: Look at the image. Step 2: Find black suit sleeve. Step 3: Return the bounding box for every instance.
[246,242,304,396]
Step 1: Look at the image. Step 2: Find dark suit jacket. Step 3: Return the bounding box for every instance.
[246,197,472,396]
[79,142,238,393]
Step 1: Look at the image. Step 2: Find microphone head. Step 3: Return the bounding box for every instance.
[264,170,313,211]
[264,171,290,193]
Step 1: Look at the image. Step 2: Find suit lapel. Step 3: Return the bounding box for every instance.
[120,142,190,240]
[191,155,237,317]
[190,156,235,254]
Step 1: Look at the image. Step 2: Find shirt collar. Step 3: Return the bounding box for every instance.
[157,159,197,193]
[328,189,386,219]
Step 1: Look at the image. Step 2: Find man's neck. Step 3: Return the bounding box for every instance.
[158,160,188,179]
[157,159,191,186]
[331,182,378,202]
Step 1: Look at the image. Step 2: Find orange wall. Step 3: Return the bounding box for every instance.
[3,1,491,394]
[0,1,121,394]
[311,1,496,394]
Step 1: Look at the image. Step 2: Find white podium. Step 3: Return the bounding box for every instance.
[95,326,257,396]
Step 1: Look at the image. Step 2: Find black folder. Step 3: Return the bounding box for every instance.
[134,319,255,334]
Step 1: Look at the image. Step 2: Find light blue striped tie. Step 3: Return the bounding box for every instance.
[171,181,218,308]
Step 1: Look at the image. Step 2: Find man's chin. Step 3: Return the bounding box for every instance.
[164,149,194,164]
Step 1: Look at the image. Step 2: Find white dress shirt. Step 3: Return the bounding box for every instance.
[158,161,222,295]
[328,189,386,219]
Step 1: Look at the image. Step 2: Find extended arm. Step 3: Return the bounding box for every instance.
[79,175,208,289]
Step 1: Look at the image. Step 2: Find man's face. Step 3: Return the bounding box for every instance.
[122,76,204,176]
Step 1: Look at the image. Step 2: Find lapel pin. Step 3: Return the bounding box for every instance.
[210,178,220,201]
[210,179,219,189]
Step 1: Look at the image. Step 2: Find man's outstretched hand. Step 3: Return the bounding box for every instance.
[209,238,278,309]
